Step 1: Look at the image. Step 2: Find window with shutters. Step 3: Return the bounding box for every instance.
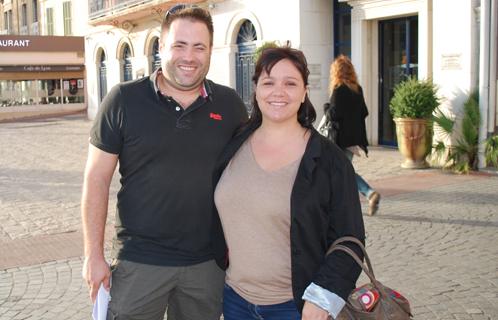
[32,0,38,23]
[46,7,54,35]
[21,4,27,26]
[63,1,72,36]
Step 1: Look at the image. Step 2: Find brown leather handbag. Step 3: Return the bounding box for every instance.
[327,237,413,320]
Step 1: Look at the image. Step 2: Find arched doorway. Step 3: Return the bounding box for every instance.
[122,43,133,82]
[151,38,161,73]
[98,50,107,103]
[235,20,257,113]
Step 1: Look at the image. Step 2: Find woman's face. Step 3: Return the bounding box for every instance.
[255,59,307,125]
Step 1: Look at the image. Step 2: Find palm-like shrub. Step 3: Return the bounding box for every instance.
[485,135,498,168]
[432,91,480,173]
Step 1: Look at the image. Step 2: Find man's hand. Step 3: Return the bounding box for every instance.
[82,255,111,303]
[81,145,117,303]
[302,301,331,320]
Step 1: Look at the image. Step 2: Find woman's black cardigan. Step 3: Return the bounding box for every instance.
[211,123,365,312]
[326,84,369,155]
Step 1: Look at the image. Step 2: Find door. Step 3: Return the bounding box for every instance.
[235,20,257,114]
[378,16,418,146]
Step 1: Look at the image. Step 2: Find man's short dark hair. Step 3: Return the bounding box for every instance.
[161,5,214,46]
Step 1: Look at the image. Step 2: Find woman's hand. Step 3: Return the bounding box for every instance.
[302,301,330,320]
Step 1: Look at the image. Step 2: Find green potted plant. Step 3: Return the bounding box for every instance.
[390,77,440,168]
[253,41,278,63]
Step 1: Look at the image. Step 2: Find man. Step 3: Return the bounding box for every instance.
[81,5,247,320]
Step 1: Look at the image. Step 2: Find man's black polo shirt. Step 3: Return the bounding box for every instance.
[90,69,247,266]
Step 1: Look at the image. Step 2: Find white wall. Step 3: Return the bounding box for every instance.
[209,0,302,88]
[299,0,334,119]
[86,0,334,119]
[432,0,476,117]
[349,0,432,144]
[208,0,333,119]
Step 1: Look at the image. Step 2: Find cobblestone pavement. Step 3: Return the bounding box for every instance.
[0,114,497,320]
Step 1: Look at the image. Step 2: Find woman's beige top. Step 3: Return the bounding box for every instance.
[214,139,301,305]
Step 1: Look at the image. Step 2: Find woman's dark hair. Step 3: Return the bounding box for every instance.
[249,46,316,129]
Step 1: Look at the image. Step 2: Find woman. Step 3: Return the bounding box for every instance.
[326,55,381,216]
[213,47,365,319]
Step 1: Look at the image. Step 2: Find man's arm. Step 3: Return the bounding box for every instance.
[81,144,118,302]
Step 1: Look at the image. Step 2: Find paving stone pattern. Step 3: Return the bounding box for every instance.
[1,114,497,320]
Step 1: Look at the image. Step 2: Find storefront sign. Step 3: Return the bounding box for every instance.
[0,65,85,72]
[0,39,31,48]
[0,35,84,52]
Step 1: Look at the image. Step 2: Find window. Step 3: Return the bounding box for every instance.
[235,20,257,113]
[63,1,72,35]
[21,4,27,26]
[122,44,133,82]
[46,7,53,35]
[151,38,161,73]
[333,0,352,57]
[32,0,38,23]
[4,10,13,32]
[99,51,107,102]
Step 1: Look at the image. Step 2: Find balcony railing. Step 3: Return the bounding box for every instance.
[30,22,39,35]
[20,25,29,35]
[89,0,153,20]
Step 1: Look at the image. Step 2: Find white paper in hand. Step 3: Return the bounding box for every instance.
[92,283,110,320]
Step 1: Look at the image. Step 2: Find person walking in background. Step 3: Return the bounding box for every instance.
[81,4,247,320]
[325,54,381,216]
[213,46,365,320]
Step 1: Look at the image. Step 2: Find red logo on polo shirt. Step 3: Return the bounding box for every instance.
[210,113,222,121]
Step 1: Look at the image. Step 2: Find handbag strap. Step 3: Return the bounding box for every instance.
[326,236,375,279]
[328,244,378,284]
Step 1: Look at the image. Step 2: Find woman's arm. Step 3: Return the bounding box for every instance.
[304,156,366,317]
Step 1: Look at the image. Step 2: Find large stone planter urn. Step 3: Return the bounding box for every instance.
[394,118,433,169]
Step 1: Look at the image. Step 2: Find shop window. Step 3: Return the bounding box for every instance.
[0,79,84,107]
[63,1,72,36]
[62,79,85,103]
[46,7,54,35]
[40,79,62,104]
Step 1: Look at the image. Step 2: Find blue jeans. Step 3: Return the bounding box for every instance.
[223,285,301,320]
[343,149,374,198]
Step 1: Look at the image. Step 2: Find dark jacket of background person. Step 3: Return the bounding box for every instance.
[211,122,366,312]
[326,84,370,155]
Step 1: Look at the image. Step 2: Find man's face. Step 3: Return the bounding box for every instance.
[159,19,212,91]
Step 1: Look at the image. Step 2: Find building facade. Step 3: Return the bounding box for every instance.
[0,0,40,36]
[7,0,490,166]
[84,0,334,120]
[0,0,87,121]
[343,0,497,167]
